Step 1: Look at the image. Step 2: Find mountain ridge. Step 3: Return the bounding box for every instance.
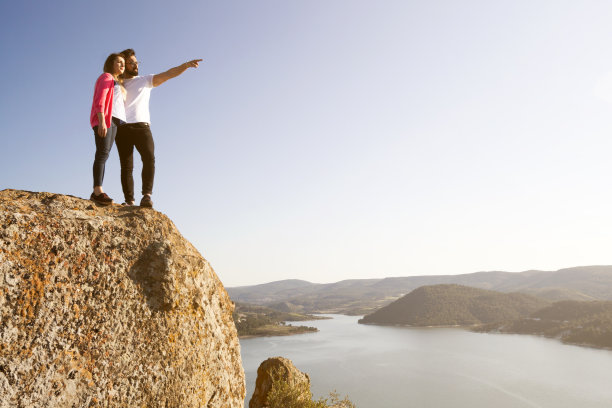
[227,266,612,314]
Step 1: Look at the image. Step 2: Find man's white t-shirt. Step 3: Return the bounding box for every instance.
[111,81,126,122]
[123,74,154,124]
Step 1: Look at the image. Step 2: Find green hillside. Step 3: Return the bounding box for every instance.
[358,284,550,326]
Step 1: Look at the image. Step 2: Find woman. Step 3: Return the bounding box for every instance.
[89,53,126,205]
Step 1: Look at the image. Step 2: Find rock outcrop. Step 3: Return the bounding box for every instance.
[249,356,311,408]
[0,190,245,407]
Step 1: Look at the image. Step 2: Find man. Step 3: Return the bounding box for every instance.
[117,48,202,208]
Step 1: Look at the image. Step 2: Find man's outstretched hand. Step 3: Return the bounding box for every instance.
[184,59,203,68]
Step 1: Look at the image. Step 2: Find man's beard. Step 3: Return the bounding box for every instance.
[126,67,138,77]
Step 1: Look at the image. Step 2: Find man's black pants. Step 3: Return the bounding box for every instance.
[115,122,155,203]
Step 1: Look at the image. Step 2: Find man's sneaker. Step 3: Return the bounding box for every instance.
[140,195,153,208]
[90,192,113,206]
[121,201,136,206]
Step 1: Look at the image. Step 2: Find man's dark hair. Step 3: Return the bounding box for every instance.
[103,53,123,74]
[120,48,136,60]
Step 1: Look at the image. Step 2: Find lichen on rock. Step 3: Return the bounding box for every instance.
[0,189,245,407]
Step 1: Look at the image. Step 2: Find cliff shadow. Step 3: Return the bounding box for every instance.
[128,241,176,312]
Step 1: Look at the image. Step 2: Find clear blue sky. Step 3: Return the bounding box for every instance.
[2,1,612,286]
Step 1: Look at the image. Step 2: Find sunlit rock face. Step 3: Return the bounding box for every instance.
[0,190,245,407]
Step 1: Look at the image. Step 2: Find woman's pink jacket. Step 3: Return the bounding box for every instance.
[89,73,114,129]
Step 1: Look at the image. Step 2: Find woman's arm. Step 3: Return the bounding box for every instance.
[92,73,114,133]
[96,112,107,137]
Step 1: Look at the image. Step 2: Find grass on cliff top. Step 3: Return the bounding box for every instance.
[267,369,356,408]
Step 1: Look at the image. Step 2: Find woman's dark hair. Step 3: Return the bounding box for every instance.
[103,53,123,74]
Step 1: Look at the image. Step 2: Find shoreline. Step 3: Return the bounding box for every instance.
[358,319,612,351]
[479,329,612,352]
[358,320,473,329]
[238,325,319,339]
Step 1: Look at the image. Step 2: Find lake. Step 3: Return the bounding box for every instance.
[240,314,612,408]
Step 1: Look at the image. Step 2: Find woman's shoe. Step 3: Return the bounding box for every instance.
[90,192,113,206]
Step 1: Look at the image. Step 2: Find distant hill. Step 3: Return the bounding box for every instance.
[358,285,550,326]
[227,266,612,314]
[227,279,320,304]
[475,300,612,349]
[519,287,596,301]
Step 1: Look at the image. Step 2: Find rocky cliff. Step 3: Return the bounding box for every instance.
[0,190,245,407]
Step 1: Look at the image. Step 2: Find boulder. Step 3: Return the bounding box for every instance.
[0,190,245,407]
[249,356,310,408]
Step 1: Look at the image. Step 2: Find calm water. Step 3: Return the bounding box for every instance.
[240,314,612,408]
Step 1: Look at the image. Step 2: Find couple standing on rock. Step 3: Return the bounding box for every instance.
[89,49,202,208]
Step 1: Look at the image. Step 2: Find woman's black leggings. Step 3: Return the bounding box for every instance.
[92,120,117,187]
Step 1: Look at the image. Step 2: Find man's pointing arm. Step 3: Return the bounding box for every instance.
[152,58,203,87]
